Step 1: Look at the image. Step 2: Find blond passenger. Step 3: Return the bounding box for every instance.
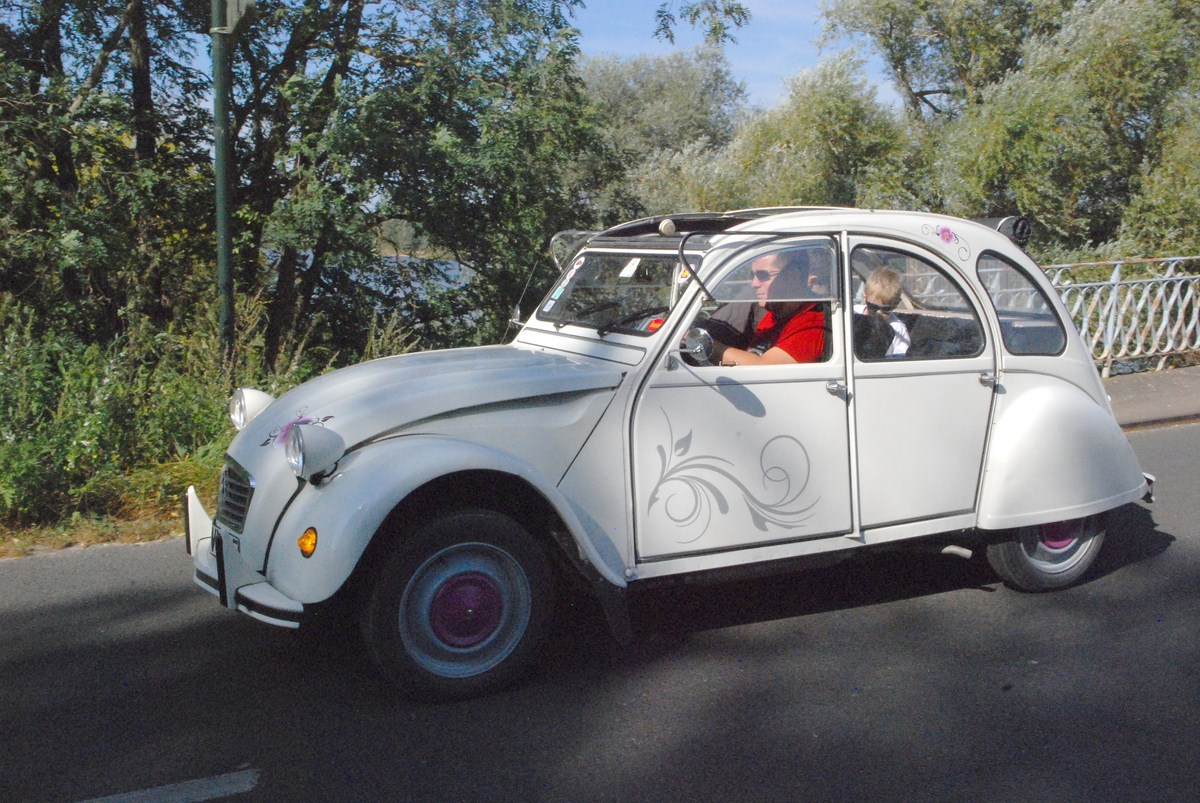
[854,267,910,357]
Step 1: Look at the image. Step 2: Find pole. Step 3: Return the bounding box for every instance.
[211,0,235,363]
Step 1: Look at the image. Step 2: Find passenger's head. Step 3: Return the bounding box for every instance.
[805,255,832,297]
[864,267,902,313]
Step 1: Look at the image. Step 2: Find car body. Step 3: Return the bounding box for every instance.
[185,207,1153,700]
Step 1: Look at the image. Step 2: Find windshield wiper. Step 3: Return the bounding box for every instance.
[596,305,671,336]
[553,299,620,330]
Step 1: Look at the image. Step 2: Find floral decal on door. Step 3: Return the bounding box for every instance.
[647,411,820,544]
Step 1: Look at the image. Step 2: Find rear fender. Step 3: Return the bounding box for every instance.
[977,380,1147,530]
[264,435,627,603]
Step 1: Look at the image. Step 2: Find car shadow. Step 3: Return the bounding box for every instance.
[287,502,1176,697]
[1090,500,1174,577]
[538,500,1175,676]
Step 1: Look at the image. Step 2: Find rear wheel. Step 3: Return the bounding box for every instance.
[986,514,1107,592]
[362,509,556,700]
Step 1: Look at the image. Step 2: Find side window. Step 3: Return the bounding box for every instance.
[692,239,837,364]
[851,245,985,361]
[977,251,1067,355]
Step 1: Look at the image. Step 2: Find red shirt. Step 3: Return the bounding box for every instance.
[751,304,826,363]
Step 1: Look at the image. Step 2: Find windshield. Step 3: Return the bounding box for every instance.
[537,251,692,336]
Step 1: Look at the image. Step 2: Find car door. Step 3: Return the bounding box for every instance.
[847,238,997,528]
[631,237,854,561]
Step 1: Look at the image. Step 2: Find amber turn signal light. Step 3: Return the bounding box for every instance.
[297,527,318,558]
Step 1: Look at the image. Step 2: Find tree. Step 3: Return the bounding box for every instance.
[578,46,746,221]
[1118,79,1200,255]
[220,1,602,356]
[0,0,213,342]
[652,1,751,45]
[824,0,1073,121]
[935,0,1197,247]
[630,53,901,213]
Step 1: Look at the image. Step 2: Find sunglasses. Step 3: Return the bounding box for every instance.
[752,269,780,282]
[865,300,896,313]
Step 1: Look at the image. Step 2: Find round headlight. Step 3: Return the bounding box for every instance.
[284,425,305,476]
[284,424,346,482]
[229,388,275,430]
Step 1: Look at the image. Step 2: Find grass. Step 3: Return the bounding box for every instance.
[0,456,220,561]
[0,515,183,560]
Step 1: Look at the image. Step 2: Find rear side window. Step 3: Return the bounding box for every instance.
[977,251,1067,356]
[850,245,985,361]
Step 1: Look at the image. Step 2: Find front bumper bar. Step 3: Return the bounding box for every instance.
[185,486,304,628]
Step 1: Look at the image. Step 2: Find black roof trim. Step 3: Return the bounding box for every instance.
[593,212,759,240]
[589,207,845,244]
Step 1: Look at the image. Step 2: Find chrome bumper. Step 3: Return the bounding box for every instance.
[185,486,304,628]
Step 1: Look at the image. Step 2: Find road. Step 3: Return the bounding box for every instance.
[1,423,1197,802]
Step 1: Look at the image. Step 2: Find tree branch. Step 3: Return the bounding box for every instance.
[69,0,138,116]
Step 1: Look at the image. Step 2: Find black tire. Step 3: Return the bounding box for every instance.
[361,508,556,701]
[985,513,1107,592]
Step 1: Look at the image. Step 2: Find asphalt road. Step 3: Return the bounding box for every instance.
[1,424,1197,802]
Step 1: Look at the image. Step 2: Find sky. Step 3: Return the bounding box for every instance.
[568,0,898,110]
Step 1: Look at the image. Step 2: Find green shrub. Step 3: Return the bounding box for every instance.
[0,291,375,525]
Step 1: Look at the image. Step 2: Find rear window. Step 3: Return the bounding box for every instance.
[977,251,1067,356]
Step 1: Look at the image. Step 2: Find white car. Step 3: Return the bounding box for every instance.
[185,207,1154,700]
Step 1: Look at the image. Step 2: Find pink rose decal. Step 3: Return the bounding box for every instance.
[261,410,334,447]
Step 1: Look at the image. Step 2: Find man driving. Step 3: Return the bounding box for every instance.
[712,250,827,366]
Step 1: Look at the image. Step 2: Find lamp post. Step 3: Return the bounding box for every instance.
[211,0,254,363]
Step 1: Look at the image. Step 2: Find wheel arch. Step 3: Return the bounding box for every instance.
[350,467,634,645]
[269,436,623,599]
[357,470,576,589]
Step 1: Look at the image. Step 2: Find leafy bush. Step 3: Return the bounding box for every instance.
[0,292,377,525]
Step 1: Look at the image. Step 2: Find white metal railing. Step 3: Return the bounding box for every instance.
[1044,256,1200,375]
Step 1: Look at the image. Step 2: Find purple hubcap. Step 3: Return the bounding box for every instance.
[428,572,504,648]
[1039,522,1077,551]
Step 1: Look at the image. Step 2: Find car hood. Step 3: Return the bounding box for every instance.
[232,344,626,457]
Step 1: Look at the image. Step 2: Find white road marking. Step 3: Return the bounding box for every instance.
[80,768,260,803]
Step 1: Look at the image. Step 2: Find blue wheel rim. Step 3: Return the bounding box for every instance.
[399,543,532,679]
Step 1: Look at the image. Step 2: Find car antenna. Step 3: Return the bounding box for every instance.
[504,229,595,340]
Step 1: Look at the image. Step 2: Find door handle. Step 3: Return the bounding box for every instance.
[826,379,846,397]
[978,371,998,388]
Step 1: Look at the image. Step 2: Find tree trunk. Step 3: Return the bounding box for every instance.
[128,0,169,326]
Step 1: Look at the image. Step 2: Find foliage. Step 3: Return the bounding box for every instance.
[630,54,901,212]
[934,0,1197,247]
[0,1,213,340]
[579,46,747,220]
[220,0,605,351]
[0,288,337,524]
[824,0,1074,120]
[1116,71,1200,256]
[652,1,751,45]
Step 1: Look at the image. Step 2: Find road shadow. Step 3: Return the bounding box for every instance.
[536,500,1176,679]
[1090,500,1175,577]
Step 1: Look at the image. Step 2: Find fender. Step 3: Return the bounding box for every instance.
[263,433,628,603]
[977,378,1148,530]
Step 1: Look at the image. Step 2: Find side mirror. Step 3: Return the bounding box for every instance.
[681,327,714,364]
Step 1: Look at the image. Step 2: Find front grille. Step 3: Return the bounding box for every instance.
[216,459,255,533]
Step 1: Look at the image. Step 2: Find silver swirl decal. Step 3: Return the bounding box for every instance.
[647,412,819,543]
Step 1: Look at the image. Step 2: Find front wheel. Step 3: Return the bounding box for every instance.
[361,509,556,701]
[985,513,1107,592]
